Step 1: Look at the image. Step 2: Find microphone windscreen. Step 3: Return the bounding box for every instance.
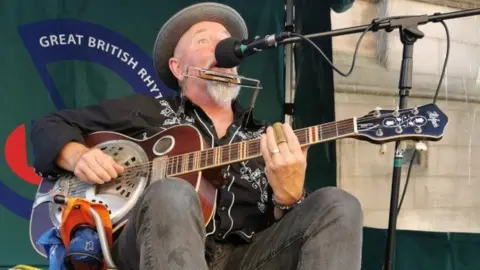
[215,37,243,68]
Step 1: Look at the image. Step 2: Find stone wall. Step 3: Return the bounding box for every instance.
[329,0,480,232]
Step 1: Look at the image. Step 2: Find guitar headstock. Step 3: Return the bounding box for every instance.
[355,103,449,143]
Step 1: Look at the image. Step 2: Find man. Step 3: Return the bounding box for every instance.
[30,2,363,270]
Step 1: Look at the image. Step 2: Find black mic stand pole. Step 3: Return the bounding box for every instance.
[279,8,480,270]
[384,19,425,270]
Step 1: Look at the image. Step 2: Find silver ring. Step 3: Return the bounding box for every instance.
[270,148,280,155]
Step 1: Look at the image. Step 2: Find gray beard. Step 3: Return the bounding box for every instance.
[206,81,241,105]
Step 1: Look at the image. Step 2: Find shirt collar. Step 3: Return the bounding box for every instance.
[177,95,266,131]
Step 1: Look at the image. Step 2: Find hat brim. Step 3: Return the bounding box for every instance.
[153,2,248,90]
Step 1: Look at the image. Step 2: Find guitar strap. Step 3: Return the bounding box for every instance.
[59,198,113,270]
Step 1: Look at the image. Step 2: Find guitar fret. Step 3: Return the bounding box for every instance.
[181,154,185,173]
[191,153,197,171]
[177,155,182,174]
[176,156,182,174]
[182,155,186,173]
[211,148,215,166]
[171,156,176,175]
[166,159,171,175]
[221,146,228,163]
[194,151,198,170]
[254,141,260,155]
[302,130,308,144]
[248,141,254,157]
[189,153,194,171]
[201,150,206,168]
[242,142,246,160]
[328,123,336,138]
[232,144,239,161]
[208,149,214,167]
[240,142,243,160]
[182,154,187,173]
[307,127,312,144]
[171,156,176,174]
[188,153,192,172]
[208,149,212,167]
[229,144,235,162]
[212,148,216,166]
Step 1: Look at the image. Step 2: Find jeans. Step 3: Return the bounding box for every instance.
[111,178,363,270]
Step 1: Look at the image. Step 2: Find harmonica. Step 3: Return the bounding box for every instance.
[183,66,262,89]
[198,69,241,85]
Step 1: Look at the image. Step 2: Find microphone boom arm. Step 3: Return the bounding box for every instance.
[279,8,480,45]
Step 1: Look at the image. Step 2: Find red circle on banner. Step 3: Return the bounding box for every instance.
[5,124,41,185]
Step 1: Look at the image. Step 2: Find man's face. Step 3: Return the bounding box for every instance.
[171,21,241,105]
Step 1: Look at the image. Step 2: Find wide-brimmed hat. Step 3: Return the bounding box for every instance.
[153,2,248,90]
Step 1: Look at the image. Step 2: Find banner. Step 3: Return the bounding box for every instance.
[0,0,285,266]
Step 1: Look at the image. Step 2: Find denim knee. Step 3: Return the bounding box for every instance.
[138,177,200,219]
[307,187,363,230]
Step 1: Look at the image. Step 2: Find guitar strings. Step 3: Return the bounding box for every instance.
[66,110,426,187]
[66,120,356,188]
[126,109,419,175]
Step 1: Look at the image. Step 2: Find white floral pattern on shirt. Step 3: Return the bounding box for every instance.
[157,99,194,125]
[236,126,266,140]
[239,160,268,213]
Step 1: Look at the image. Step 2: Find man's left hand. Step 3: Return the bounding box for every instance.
[260,123,308,206]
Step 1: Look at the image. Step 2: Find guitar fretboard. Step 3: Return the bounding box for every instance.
[165,118,356,176]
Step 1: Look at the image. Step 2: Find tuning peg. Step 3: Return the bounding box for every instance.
[415,141,427,152]
[412,105,419,115]
[393,106,400,117]
[379,144,387,155]
[373,107,381,118]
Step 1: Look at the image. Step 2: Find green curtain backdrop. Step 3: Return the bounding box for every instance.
[294,0,337,191]
[0,0,285,267]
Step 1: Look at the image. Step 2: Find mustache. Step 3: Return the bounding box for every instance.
[204,56,237,73]
[204,57,217,69]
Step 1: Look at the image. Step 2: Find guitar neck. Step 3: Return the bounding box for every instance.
[165,118,356,177]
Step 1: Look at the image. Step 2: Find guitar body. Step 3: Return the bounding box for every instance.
[30,124,219,258]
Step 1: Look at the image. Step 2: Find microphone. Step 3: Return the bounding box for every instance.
[214,32,291,68]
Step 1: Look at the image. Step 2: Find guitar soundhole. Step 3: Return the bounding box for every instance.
[152,135,175,156]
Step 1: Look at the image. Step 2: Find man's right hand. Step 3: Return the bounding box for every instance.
[74,148,125,184]
[57,142,125,185]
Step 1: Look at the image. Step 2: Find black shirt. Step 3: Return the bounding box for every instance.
[30,93,276,245]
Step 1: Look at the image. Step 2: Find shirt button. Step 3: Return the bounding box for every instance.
[216,232,223,238]
[220,206,226,212]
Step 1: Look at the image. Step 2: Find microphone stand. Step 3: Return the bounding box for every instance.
[280,8,480,270]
